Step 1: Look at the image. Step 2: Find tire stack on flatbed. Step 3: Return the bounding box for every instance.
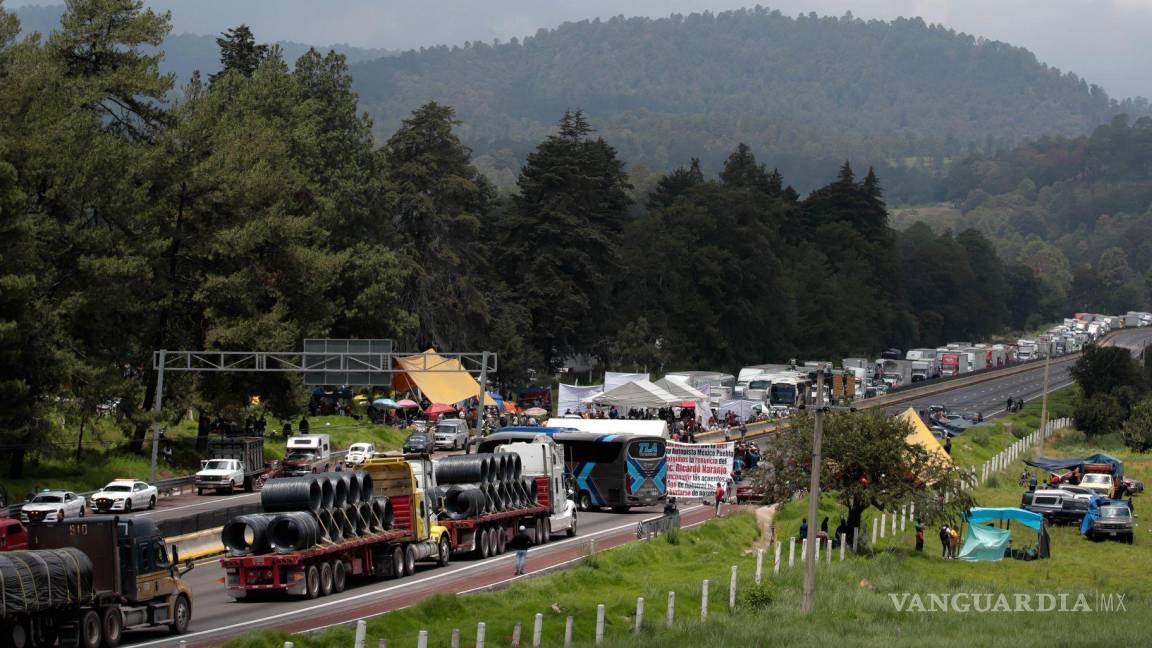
[220,472,394,556]
[435,453,537,519]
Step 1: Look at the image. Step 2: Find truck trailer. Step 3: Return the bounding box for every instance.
[1,517,193,648]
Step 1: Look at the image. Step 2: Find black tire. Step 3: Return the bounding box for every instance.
[391,546,405,578]
[404,544,417,576]
[254,475,267,491]
[100,608,123,648]
[578,492,592,512]
[567,512,577,537]
[79,507,85,518]
[169,594,191,635]
[228,481,236,495]
[78,610,101,648]
[196,488,203,496]
[478,528,491,559]
[4,618,30,648]
[305,565,320,599]
[437,536,451,567]
[123,499,132,513]
[332,560,347,593]
[496,527,506,554]
[148,496,156,510]
[319,562,334,597]
[611,506,631,513]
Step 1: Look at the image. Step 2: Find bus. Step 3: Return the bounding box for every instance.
[552,432,667,512]
[767,373,812,410]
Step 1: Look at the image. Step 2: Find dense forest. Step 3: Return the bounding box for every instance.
[348,7,1149,201]
[899,115,1152,315]
[0,1,1114,477]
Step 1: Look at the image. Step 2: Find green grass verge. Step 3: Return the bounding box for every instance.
[9,415,409,495]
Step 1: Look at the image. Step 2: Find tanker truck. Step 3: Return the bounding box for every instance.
[1,517,194,648]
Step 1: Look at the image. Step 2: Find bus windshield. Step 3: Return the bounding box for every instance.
[769,383,797,406]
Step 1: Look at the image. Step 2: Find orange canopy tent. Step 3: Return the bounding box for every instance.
[392,349,497,407]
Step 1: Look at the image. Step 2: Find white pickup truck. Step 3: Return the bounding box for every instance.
[195,458,247,495]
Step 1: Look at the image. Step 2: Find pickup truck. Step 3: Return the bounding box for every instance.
[196,437,267,494]
[1087,503,1134,543]
[433,420,471,450]
[282,434,333,476]
[1079,473,1115,498]
[1021,490,1090,524]
[0,517,27,551]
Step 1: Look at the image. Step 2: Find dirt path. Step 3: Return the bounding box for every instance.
[751,503,778,551]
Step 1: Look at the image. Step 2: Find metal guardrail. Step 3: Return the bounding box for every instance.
[636,511,680,539]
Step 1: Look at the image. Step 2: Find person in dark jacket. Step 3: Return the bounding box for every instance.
[939,525,951,558]
[509,525,534,576]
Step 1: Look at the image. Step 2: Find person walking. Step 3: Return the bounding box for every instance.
[939,525,951,558]
[915,521,925,552]
[714,482,726,517]
[509,525,533,576]
[948,526,960,558]
[800,518,808,540]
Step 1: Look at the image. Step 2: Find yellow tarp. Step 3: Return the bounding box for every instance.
[898,407,953,466]
[392,349,497,406]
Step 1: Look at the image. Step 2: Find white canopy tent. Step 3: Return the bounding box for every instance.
[604,371,650,392]
[582,379,680,408]
[653,378,707,400]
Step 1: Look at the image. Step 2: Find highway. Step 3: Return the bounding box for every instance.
[116,328,1152,647]
[123,503,715,648]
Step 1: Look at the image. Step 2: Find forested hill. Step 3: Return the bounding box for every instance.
[350,8,1148,200]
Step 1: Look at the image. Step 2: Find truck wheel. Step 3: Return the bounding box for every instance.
[148,496,156,510]
[227,481,236,495]
[391,546,405,578]
[567,512,577,537]
[305,565,321,599]
[243,477,253,493]
[319,562,334,597]
[78,610,102,648]
[404,545,417,576]
[478,528,491,559]
[100,608,123,648]
[437,536,451,567]
[169,594,191,635]
[496,528,506,554]
[332,560,347,593]
[196,488,204,496]
[578,492,592,512]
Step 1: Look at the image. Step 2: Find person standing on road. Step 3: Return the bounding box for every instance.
[714,481,726,517]
[510,525,533,576]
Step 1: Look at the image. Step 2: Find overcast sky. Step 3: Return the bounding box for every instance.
[12,0,1152,98]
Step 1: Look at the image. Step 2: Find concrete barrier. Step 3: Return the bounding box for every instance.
[169,526,225,561]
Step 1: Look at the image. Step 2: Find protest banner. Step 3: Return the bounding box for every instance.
[667,441,735,497]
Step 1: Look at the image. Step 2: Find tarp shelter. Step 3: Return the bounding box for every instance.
[959,507,1049,561]
[654,378,710,422]
[558,383,603,415]
[582,380,680,409]
[897,408,953,466]
[1024,453,1124,482]
[604,371,650,392]
[392,349,496,407]
[719,399,762,421]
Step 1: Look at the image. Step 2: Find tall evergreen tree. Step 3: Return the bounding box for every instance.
[213,24,268,80]
[719,143,770,191]
[647,158,704,209]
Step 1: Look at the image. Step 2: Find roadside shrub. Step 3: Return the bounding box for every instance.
[741,582,775,610]
[1122,398,1152,452]
[664,528,681,545]
[1073,394,1126,438]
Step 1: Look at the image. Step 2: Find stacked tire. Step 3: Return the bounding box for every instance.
[221,471,394,556]
[434,453,537,519]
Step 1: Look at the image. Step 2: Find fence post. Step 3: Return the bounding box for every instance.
[814,536,820,562]
[378,640,387,648]
[872,517,878,545]
[450,629,460,648]
[826,538,832,565]
[788,537,796,568]
[755,549,764,585]
[417,631,428,648]
[533,613,543,648]
[512,624,521,648]
[801,538,808,561]
[900,507,906,532]
[701,580,710,622]
[839,534,846,561]
[564,616,574,648]
[667,591,676,627]
[476,622,486,648]
[891,511,896,535]
[595,604,605,645]
[853,527,860,553]
[284,643,294,648]
[773,542,782,575]
[354,620,367,648]
[729,565,738,611]
[909,502,915,520]
[635,597,645,634]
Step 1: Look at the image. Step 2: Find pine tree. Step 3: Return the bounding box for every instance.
[213,24,268,81]
[647,158,704,209]
[719,143,770,191]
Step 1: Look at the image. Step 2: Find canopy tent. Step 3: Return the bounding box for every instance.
[653,378,707,400]
[1024,453,1124,481]
[558,383,603,415]
[719,399,762,421]
[604,371,650,392]
[959,507,1049,561]
[582,379,680,408]
[392,349,496,407]
[897,408,953,466]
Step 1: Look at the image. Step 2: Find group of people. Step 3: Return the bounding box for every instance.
[938,524,962,558]
[1005,396,1026,413]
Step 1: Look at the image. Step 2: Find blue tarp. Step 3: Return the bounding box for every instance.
[964,507,1044,531]
[958,523,1011,561]
[1024,453,1124,481]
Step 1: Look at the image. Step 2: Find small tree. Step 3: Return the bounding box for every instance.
[758,411,973,547]
[1122,398,1152,452]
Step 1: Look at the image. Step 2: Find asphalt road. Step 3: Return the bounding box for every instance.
[122,503,712,648]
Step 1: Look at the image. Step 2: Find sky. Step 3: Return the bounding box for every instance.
[11,0,1152,98]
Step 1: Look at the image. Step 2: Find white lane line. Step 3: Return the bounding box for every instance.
[296,513,716,636]
[128,505,704,648]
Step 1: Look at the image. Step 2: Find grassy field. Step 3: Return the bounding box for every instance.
[222,388,1150,648]
[8,415,409,495]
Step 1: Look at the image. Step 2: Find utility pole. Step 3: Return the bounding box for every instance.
[475,351,490,439]
[802,366,827,614]
[1038,338,1052,451]
[149,350,166,484]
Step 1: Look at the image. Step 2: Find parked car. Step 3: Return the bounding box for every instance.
[0,517,27,551]
[1079,473,1115,498]
[19,490,86,523]
[344,442,376,468]
[402,431,434,454]
[1021,490,1090,524]
[90,479,158,513]
[1088,504,1134,543]
[1121,477,1144,495]
[433,420,471,450]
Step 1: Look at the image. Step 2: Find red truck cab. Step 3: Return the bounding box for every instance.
[0,516,29,551]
